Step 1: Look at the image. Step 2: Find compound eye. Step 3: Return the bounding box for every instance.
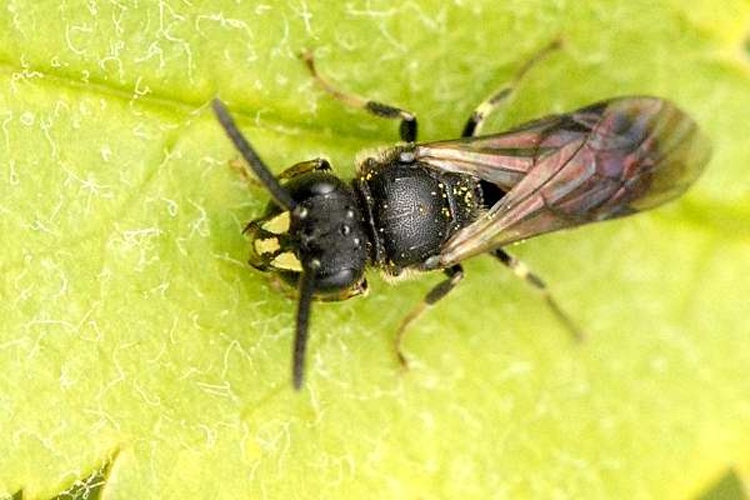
[315,267,362,293]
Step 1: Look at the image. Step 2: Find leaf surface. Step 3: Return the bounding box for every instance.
[1,1,749,498]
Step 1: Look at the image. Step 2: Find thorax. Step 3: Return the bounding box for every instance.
[354,151,483,275]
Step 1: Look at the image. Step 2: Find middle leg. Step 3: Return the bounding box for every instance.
[301,50,418,142]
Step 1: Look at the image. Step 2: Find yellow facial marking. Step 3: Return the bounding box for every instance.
[271,252,302,272]
[261,211,291,234]
[254,237,281,256]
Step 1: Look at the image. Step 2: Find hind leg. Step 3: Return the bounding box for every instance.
[462,38,563,137]
[492,248,584,341]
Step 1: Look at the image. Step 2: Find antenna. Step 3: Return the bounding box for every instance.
[212,99,296,210]
[293,265,318,389]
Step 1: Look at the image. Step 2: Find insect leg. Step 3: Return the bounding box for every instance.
[301,50,418,142]
[492,248,584,341]
[277,158,332,181]
[229,157,264,188]
[462,39,563,137]
[395,264,464,368]
[232,157,331,193]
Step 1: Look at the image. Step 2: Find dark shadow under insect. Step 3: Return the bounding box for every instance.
[212,40,711,389]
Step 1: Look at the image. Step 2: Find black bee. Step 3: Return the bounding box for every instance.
[212,42,711,389]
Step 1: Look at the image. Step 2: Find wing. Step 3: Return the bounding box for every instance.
[414,96,711,267]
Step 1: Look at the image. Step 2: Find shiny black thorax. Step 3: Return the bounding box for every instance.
[354,151,484,275]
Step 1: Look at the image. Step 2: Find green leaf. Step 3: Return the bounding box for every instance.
[48,454,115,500]
[1,1,749,498]
[698,469,747,500]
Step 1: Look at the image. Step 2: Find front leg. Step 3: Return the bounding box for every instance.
[232,157,332,201]
[277,158,332,181]
[394,264,464,368]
